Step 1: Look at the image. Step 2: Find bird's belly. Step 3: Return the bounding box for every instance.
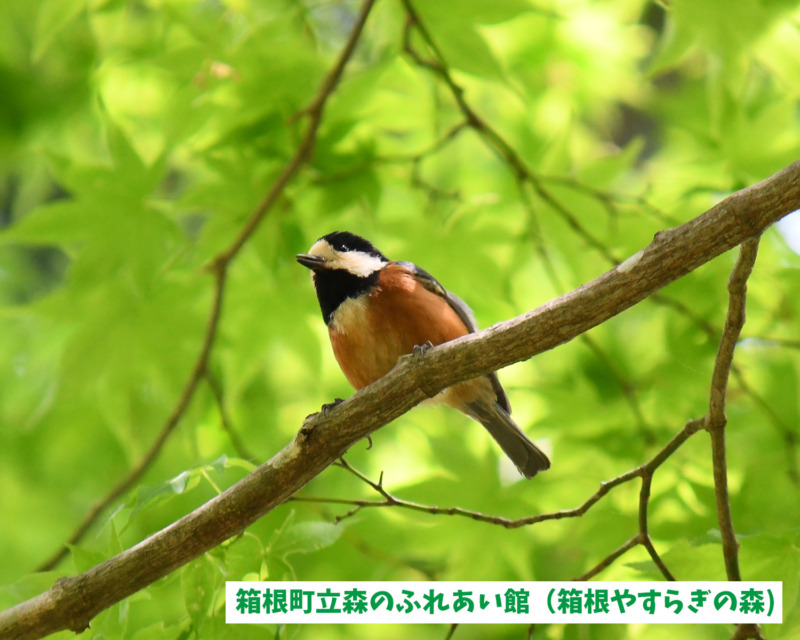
[327,279,470,391]
[327,297,397,389]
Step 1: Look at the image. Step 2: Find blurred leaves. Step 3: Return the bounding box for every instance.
[1,0,799,638]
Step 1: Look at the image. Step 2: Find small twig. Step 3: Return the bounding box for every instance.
[378,121,469,166]
[537,173,679,226]
[638,471,675,581]
[573,535,640,581]
[581,334,654,442]
[573,421,707,581]
[706,237,760,583]
[205,370,257,462]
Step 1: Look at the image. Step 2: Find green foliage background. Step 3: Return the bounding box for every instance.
[1,0,799,638]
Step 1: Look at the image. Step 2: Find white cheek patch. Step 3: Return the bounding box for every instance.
[308,240,384,277]
[337,251,384,277]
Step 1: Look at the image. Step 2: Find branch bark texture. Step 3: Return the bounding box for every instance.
[1,160,799,639]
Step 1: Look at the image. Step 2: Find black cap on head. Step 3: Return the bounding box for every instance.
[320,231,388,261]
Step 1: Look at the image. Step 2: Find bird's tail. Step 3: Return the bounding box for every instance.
[464,400,550,479]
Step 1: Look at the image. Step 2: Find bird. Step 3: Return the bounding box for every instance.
[296,231,550,478]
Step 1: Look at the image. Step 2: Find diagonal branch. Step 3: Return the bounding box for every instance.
[1,161,798,640]
[574,536,640,581]
[34,0,379,573]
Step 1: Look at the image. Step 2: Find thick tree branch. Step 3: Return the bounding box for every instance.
[1,161,798,638]
[34,0,378,572]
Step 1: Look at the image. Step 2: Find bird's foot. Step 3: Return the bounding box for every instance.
[304,397,344,420]
[321,397,345,414]
[299,398,345,443]
[412,340,434,356]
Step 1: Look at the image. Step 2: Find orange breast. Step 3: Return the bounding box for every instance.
[329,264,470,390]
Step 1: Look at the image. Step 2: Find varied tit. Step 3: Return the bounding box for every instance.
[296,231,550,479]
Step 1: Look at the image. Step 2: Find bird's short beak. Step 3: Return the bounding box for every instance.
[296,254,327,270]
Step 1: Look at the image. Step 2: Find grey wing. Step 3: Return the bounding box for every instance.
[397,261,512,414]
